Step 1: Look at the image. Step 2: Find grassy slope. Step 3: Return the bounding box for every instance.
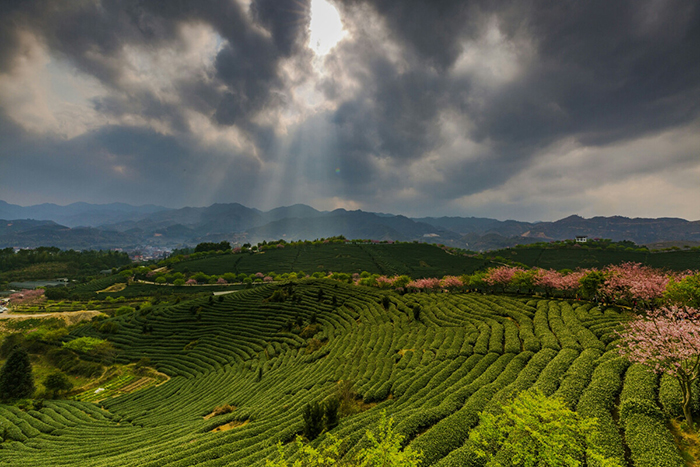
[0,280,682,466]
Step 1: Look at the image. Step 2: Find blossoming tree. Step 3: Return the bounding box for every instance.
[601,262,673,308]
[617,305,700,426]
[440,276,463,291]
[531,269,562,296]
[485,266,523,292]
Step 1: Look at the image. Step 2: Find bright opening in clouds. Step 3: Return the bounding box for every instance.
[308,0,345,56]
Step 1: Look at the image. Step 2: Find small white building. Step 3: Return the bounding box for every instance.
[575,235,588,243]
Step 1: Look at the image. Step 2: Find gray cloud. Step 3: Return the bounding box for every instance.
[322,0,700,200]
[0,0,699,220]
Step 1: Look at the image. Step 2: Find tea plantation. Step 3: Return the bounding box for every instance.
[488,246,700,271]
[0,280,688,466]
[170,243,493,278]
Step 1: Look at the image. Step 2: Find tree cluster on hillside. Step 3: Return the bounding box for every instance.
[0,247,131,288]
[0,247,130,273]
[194,241,231,253]
[493,238,648,252]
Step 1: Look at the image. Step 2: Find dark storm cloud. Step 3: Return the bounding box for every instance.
[471,0,700,147]
[340,0,477,70]
[0,0,311,129]
[1,0,700,217]
[212,0,312,125]
[0,0,314,208]
[0,122,263,207]
[251,0,311,57]
[322,0,700,201]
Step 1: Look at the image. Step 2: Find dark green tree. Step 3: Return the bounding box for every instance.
[43,372,73,398]
[303,401,325,440]
[324,397,340,431]
[0,347,35,400]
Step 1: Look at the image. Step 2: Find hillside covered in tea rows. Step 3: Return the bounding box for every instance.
[0,280,690,466]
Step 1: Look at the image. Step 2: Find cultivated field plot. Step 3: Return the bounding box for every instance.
[493,247,700,271]
[0,280,686,466]
[171,243,492,278]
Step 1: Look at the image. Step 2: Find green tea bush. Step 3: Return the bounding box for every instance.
[619,364,683,467]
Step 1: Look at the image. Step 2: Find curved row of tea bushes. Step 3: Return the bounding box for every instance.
[533,302,561,351]
[553,348,603,409]
[409,352,532,466]
[430,349,558,467]
[658,372,700,419]
[619,364,684,467]
[576,353,629,467]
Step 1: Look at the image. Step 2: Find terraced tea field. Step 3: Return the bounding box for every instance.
[171,243,493,278]
[0,280,687,466]
[490,246,700,271]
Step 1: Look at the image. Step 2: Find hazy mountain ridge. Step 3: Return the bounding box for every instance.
[1,201,699,250]
[0,200,168,228]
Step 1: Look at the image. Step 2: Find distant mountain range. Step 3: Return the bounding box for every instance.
[1,200,699,251]
[0,200,167,228]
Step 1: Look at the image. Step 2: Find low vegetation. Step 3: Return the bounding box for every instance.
[0,242,699,465]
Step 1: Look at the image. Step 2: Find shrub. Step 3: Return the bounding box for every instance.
[43,372,73,398]
[357,410,422,466]
[300,324,321,339]
[115,305,135,316]
[382,296,391,309]
[306,338,324,354]
[338,380,359,417]
[211,404,235,417]
[469,389,620,466]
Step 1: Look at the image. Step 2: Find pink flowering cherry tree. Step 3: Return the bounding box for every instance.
[375,276,397,289]
[601,262,672,308]
[617,305,700,426]
[407,278,441,292]
[559,270,588,298]
[532,269,563,296]
[441,276,463,291]
[485,266,523,292]
[9,289,45,306]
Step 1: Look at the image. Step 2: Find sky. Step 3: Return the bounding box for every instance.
[0,0,699,221]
